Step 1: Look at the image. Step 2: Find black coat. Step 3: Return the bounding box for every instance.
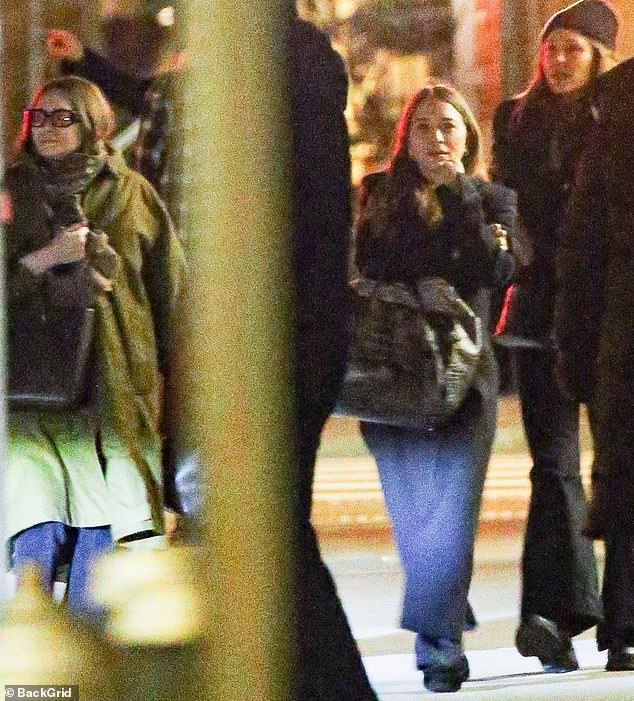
[290,18,352,444]
[491,90,596,344]
[555,57,634,535]
[355,171,516,401]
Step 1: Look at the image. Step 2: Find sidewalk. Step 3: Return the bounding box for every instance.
[313,396,593,535]
[323,529,626,700]
[312,451,592,535]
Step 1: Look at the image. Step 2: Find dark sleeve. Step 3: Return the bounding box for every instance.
[490,100,517,187]
[62,48,150,117]
[353,172,383,275]
[437,176,516,290]
[554,130,605,402]
[290,18,352,425]
[2,175,46,304]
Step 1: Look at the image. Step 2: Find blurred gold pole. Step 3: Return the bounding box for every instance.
[0,2,8,604]
[183,2,295,700]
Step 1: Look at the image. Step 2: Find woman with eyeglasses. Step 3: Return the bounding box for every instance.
[2,75,185,618]
[491,0,619,672]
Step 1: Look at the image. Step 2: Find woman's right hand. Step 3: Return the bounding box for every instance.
[48,225,89,265]
[20,225,88,275]
[424,158,465,187]
[46,29,84,62]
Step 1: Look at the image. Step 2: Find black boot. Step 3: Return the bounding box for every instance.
[422,654,469,693]
[606,645,634,672]
[516,615,579,673]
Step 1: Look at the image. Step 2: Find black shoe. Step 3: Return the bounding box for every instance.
[606,646,634,671]
[422,654,469,693]
[515,615,579,673]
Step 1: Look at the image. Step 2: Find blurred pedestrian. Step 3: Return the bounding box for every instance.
[3,76,185,617]
[289,14,379,701]
[555,54,634,672]
[355,80,515,693]
[491,0,618,671]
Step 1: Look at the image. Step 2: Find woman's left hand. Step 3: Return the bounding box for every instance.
[489,223,508,250]
[426,158,464,186]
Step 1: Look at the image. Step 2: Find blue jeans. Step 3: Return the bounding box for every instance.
[361,393,495,667]
[12,521,112,620]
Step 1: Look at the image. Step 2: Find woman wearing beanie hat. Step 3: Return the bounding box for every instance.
[491,0,618,674]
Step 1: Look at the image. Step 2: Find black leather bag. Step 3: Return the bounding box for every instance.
[8,269,95,411]
[334,276,482,432]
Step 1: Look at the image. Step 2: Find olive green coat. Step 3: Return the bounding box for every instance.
[4,150,186,544]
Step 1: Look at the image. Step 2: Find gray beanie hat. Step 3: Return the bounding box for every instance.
[541,0,619,50]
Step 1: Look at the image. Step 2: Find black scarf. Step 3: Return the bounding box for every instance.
[27,150,107,306]
[31,151,106,234]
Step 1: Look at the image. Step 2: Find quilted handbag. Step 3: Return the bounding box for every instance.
[334,276,482,432]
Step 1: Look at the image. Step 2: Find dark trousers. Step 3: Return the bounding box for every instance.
[516,348,602,635]
[12,521,112,618]
[361,392,495,668]
[293,404,378,701]
[597,535,634,649]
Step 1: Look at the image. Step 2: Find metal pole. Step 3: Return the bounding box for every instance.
[183,1,294,699]
[0,0,7,605]
[26,0,43,94]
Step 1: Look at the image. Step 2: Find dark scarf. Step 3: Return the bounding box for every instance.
[512,85,594,183]
[31,151,107,234]
[27,150,107,306]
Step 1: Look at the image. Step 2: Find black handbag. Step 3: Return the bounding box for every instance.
[8,265,95,411]
[334,276,482,432]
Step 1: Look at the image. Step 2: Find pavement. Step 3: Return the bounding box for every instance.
[321,530,634,700]
[315,397,633,699]
[312,396,593,534]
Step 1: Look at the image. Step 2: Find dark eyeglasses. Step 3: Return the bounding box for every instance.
[26,108,81,128]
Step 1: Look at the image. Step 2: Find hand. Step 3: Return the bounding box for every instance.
[489,223,508,251]
[91,269,113,293]
[47,29,84,61]
[163,509,182,545]
[47,225,88,265]
[20,225,88,275]
[425,158,464,186]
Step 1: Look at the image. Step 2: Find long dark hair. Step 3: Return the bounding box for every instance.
[368,80,484,229]
[17,76,115,156]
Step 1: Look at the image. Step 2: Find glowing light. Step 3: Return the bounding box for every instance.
[157,6,175,27]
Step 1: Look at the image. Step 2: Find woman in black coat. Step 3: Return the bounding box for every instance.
[491,0,618,671]
[556,55,634,672]
[355,80,515,693]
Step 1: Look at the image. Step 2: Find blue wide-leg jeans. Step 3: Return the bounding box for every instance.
[361,392,496,667]
[12,521,112,619]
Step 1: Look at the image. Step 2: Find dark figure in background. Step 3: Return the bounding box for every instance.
[47,21,183,234]
[289,15,379,701]
[555,55,634,672]
[491,0,618,672]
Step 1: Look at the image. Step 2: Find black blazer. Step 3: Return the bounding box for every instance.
[354,170,516,400]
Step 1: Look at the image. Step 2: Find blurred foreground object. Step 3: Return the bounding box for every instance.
[91,546,203,701]
[0,565,119,698]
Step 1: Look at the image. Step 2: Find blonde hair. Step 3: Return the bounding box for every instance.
[17,76,115,155]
